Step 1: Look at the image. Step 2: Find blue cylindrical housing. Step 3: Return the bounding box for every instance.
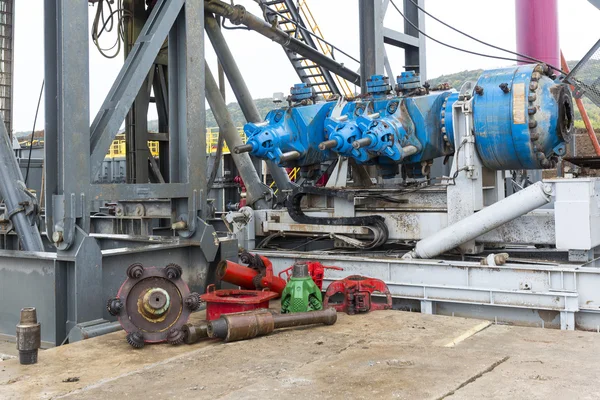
[472,64,572,170]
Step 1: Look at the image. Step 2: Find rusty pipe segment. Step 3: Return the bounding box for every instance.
[207,308,337,342]
[182,321,209,344]
[16,307,41,365]
[108,263,202,348]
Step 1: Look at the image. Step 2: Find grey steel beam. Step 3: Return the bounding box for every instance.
[403,0,426,79]
[205,62,271,209]
[358,0,385,93]
[44,0,91,249]
[168,0,206,230]
[383,27,419,49]
[204,0,360,86]
[204,15,292,192]
[123,0,151,184]
[0,122,44,251]
[89,183,193,201]
[90,0,185,179]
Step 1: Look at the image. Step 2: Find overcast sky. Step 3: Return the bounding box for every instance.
[12,0,600,132]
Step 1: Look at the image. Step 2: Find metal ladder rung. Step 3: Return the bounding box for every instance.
[306,82,329,87]
[263,0,285,5]
[304,73,325,79]
[291,57,307,62]
[296,65,320,70]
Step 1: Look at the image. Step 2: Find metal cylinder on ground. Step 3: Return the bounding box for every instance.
[216,260,287,294]
[182,321,209,344]
[16,307,41,365]
[207,308,337,342]
[405,182,552,259]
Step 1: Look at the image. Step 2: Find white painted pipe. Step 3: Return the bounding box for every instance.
[405,181,552,259]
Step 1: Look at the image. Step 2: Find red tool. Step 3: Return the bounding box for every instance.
[216,252,287,295]
[200,284,279,320]
[323,275,392,315]
[278,261,344,290]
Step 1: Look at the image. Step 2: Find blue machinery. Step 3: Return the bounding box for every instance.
[238,64,573,177]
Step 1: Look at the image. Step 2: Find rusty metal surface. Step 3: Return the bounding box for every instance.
[564,156,600,169]
[113,264,196,345]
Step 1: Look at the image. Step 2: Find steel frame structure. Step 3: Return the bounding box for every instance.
[0,0,234,346]
[2,0,599,348]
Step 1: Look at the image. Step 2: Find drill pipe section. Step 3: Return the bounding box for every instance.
[204,0,360,85]
[405,181,552,259]
[207,308,337,342]
[205,63,270,209]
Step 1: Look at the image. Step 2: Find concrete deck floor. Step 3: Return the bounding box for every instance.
[1,309,600,399]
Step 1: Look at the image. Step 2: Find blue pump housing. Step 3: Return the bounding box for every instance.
[244,102,336,166]
[242,64,573,175]
[472,64,573,169]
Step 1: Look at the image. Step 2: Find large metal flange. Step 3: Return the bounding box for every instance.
[114,264,194,346]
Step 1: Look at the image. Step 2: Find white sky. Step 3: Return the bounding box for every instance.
[12,0,600,132]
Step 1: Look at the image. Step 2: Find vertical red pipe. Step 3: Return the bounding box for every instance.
[515,0,559,69]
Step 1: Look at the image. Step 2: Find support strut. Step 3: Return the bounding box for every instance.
[204,0,361,86]
[204,15,293,191]
[205,63,271,209]
[0,122,44,252]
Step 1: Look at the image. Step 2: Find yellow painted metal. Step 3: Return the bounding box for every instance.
[272,1,354,99]
[297,0,354,98]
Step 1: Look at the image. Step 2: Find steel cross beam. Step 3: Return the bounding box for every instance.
[89,0,185,178]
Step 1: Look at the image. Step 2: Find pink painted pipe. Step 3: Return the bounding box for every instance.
[515,0,559,69]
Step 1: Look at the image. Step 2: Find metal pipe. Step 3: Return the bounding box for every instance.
[405,181,552,259]
[204,1,360,85]
[319,139,338,151]
[216,260,287,294]
[182,321,209,344]
[402,145,418,158]
[515,0,559,70]
[204,15,293,191]
[560,50,600,156]
[0,123,44,252]
[205,63,270,210]
[16,307,41,365]
[279,150,302,162]
[353,137,372,149]
[207,308,337,342]
[234,144,253,154]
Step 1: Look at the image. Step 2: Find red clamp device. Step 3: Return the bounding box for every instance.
[278,261,343,290]
[200,284,279,320]
[323,275,392,315]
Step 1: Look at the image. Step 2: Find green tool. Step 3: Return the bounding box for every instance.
[281,262,323,313]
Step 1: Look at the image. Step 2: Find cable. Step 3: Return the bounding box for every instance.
[24,80,44,186]
[389,0,567,75]
[256,2,360,64]
[91,0,132,59]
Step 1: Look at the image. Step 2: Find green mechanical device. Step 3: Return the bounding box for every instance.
[281,262,323,313]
